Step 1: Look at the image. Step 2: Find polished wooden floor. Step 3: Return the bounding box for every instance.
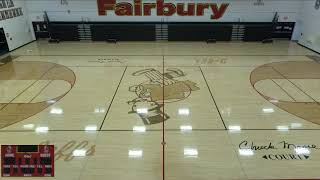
[0,40,320,179]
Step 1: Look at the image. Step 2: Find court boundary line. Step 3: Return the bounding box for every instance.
[99,66,127,130]
[199,66,227,130]
[60,65,260,68]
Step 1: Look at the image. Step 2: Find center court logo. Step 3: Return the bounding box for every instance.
[97,0,229,20]
[128,68,200,125]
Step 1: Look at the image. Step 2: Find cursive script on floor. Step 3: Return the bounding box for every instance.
[239,140,320,151]
[40,140,96,161]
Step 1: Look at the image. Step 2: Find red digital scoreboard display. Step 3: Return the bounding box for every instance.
[1,145,54,177]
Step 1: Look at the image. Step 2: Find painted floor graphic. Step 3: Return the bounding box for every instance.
[0,61,76,129]
[1,41,320,180]
[251,61,320,125]
[128,68,199,125]
[1,60,320,128]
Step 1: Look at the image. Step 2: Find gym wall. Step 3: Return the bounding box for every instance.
[27,0,305,42]
[298,0,320,53]
[26,0,301,22]
[0,0,35,51]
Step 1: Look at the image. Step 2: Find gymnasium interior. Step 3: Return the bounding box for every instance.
[0,0,320,179]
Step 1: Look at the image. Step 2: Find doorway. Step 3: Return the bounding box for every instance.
[0,28,9,56]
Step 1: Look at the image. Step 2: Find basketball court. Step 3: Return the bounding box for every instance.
[1,0,320,179]
[0,40,319,179]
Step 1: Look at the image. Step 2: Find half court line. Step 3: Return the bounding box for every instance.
[162,55,165,180]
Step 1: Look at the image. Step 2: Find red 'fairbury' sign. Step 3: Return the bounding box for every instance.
[97,0,229,20]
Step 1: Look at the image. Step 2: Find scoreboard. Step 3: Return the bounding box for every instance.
[1,145,54,177]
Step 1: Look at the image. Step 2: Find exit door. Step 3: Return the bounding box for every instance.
[0,28,9,55]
